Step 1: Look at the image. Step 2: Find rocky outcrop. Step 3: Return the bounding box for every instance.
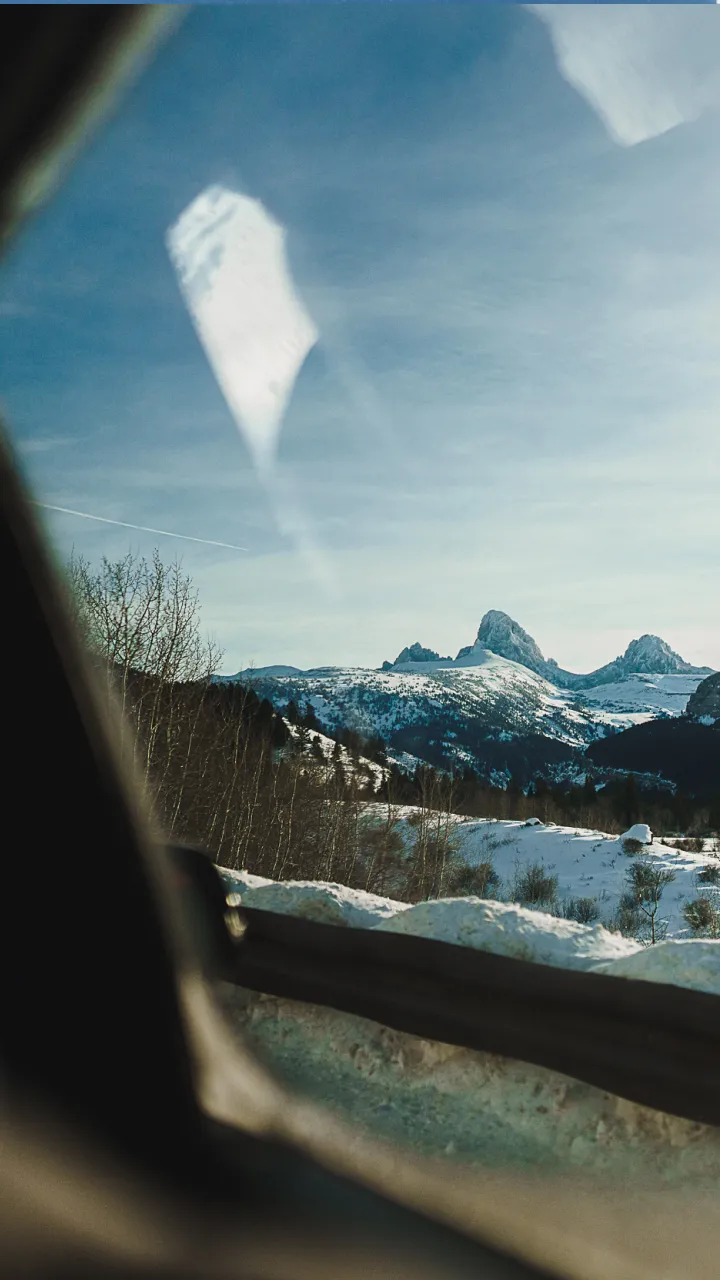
[686,671,720,723]
[458,610,551,676]
[392,642,451,666]
[460,613,713,690]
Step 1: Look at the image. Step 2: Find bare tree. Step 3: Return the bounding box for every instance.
[624,858,676,945]
[67,549,222,784]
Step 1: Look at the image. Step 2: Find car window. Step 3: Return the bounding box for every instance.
[2,0,719,1198]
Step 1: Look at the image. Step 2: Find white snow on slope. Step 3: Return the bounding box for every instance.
[578,672,703,728]
[222,981,720,1188]
[229,656,709,758]
[236,652,594,749]
[366,808,716,942]
[283,721,386,790]
[220,883,720,1189]
[220,815,720,991]
[619,824,652,845]
[220,840,720,1188]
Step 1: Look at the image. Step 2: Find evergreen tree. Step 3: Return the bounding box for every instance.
[257,697,275,733]
[302,701,322,731]
[271,713,289,749]
[364,734,388,766]
[618,773,639,828]
[506,774,522,799]
[673,789,694,834]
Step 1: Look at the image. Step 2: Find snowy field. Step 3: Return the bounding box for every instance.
[222,824,720,992]
[228,808,720,944]
[377,810,720,942]
[576,672,705,729]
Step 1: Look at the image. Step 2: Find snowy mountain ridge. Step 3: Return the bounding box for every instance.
[218,611,714,782]
[388,610,713,689]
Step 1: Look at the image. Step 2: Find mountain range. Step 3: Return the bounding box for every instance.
[220,611,716,786]
[383,610,713,688]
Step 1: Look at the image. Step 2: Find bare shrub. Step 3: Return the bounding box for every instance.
[445,860,500,900]
[511,861,559,909]
[562,896,600,925]
[683,896,720,938]
[666,837,705,853]
[622,837,645,856]
[610,891,643,938]
[356,811,407,898]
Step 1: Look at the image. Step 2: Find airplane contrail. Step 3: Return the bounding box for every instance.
[33,503,249,552]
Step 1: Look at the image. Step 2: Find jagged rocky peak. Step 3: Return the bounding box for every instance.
[382,613,712,685]
[686,671,720,723]
[392,641,451,666]
[462,610,549,675]
[618,634,697,675]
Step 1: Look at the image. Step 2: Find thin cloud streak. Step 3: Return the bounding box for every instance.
[34,503,249,552]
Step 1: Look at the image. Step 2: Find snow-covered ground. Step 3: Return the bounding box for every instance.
[284,721,387,790]
[219,984,720,1189]
[355,807,717,942]
[577,672,703,729]
[218,862,720,1190]
[451,814,717,940]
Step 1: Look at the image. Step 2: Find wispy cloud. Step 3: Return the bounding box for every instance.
[15,436,78,455]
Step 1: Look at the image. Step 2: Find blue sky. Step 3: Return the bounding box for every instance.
[2,4,719,674]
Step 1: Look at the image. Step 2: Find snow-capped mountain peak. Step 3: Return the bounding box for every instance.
[618,634,695,676]
[448,612,712,690]
[459,609,550,675]
[220,608,714,784]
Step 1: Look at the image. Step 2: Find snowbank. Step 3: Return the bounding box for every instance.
[218,861,719,994]
[594,939,720,996]
[230,877,410,929]
[376,898,640,971]
[222,985,720,1189]
[220,869,274,893]
[619,823,652,846]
